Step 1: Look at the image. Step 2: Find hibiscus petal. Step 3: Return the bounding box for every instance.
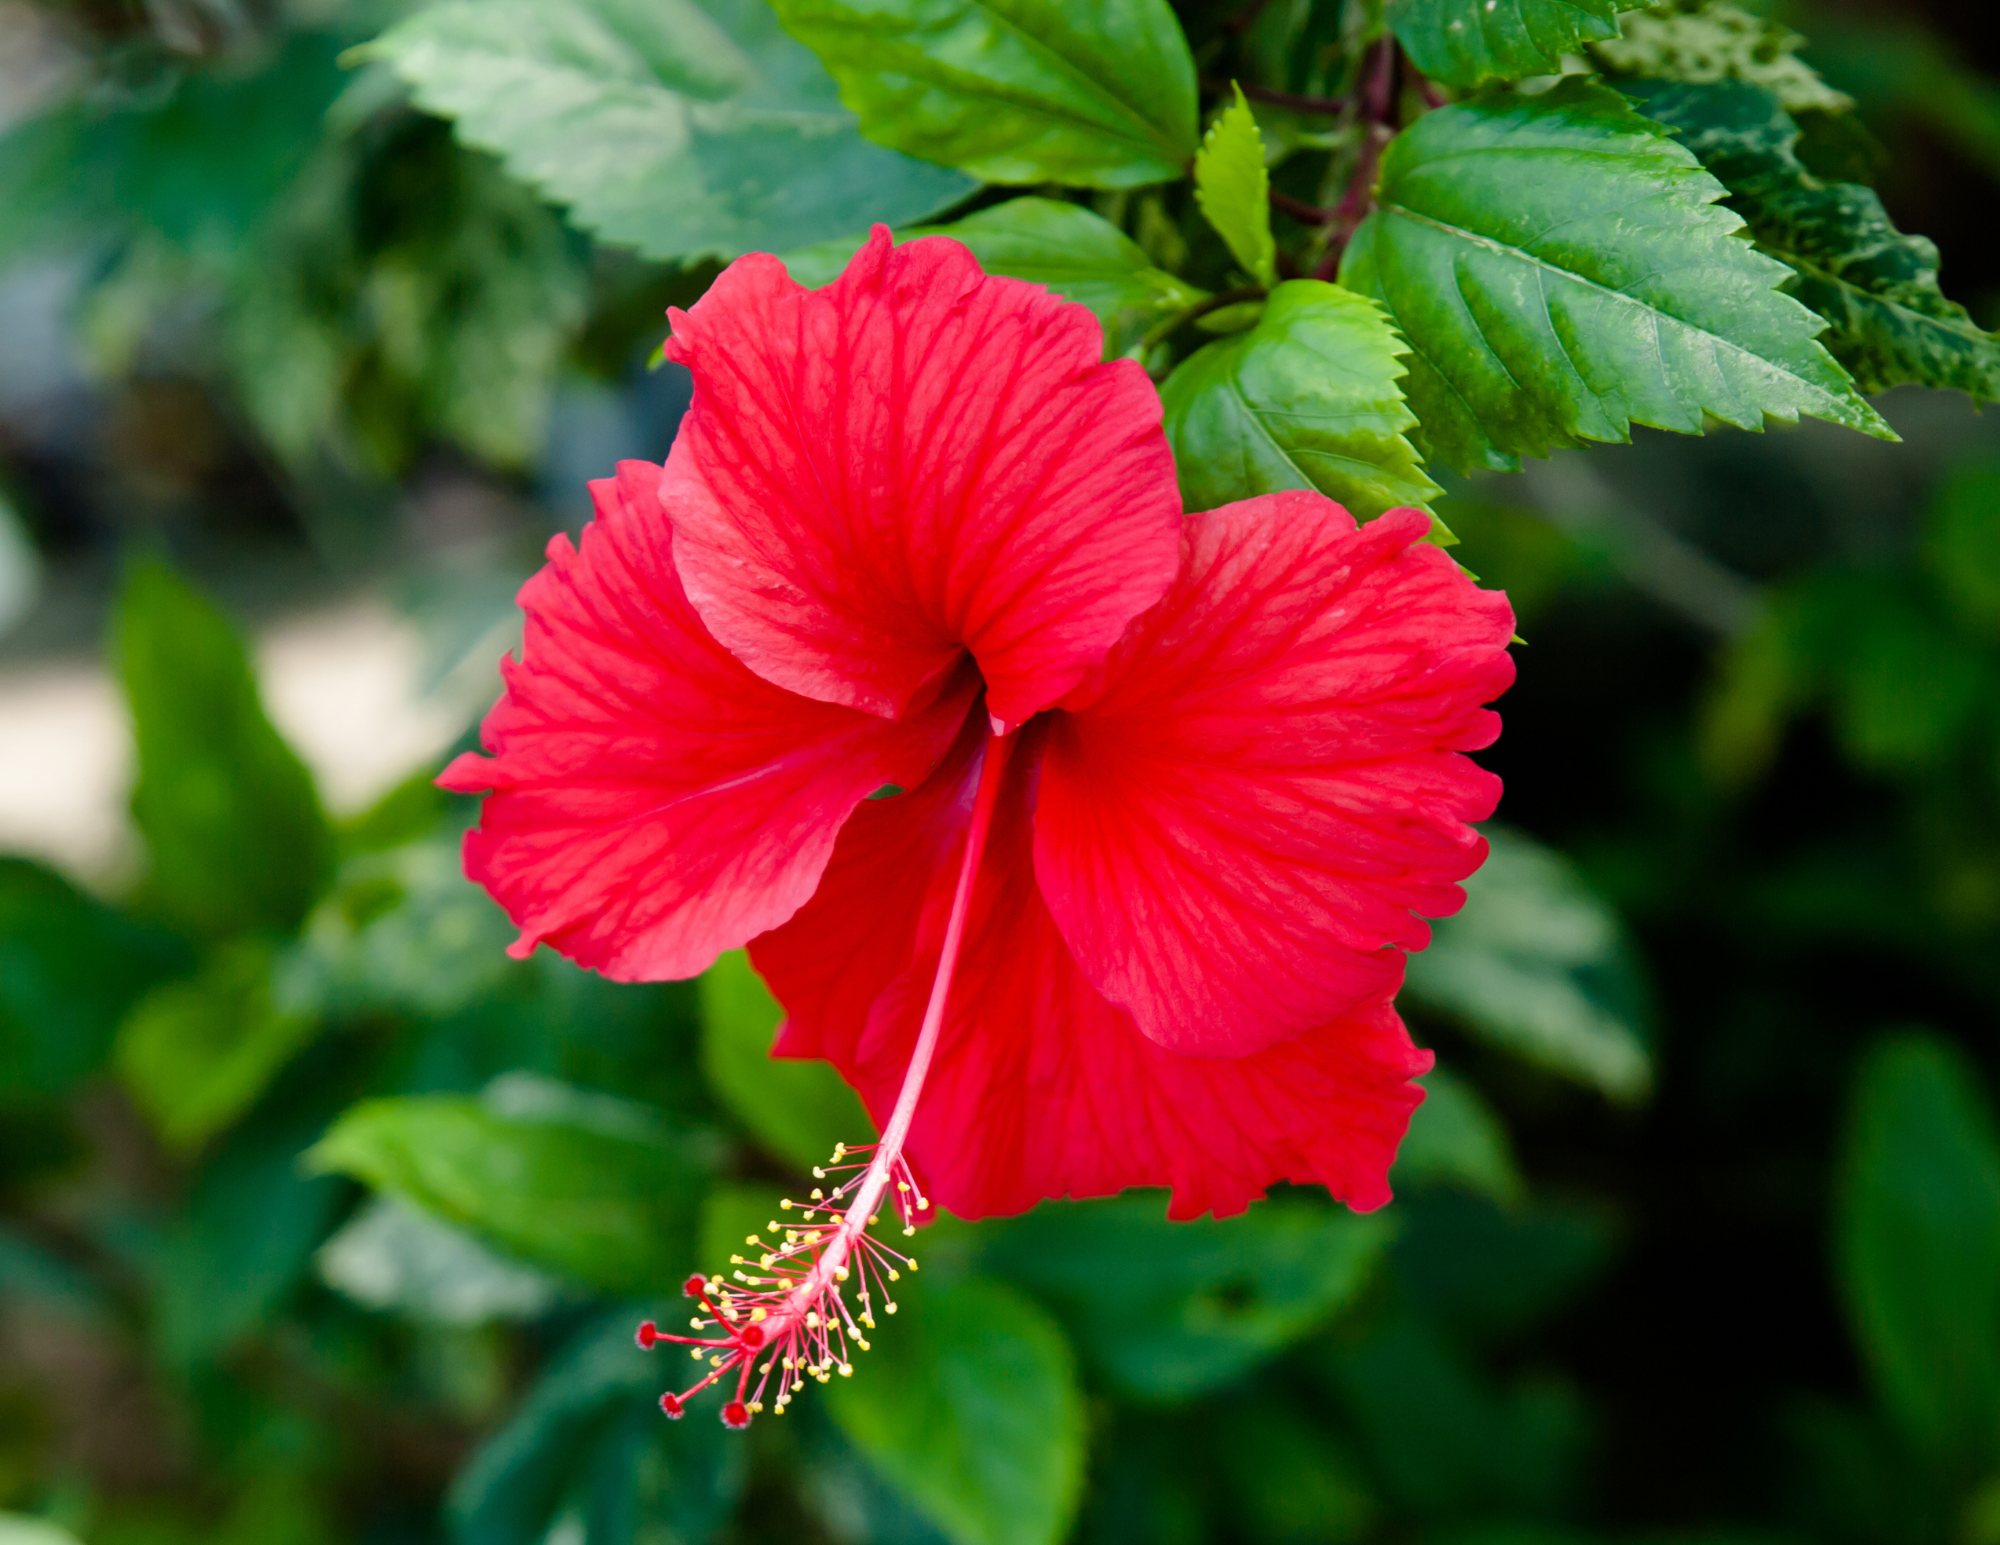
[440,461,975,982]
[1034,495,1516,1058]
[660,227,1182,728]
[754,723,1430,1221]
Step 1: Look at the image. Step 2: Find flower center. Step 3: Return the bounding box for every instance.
[637,727,1015,1426]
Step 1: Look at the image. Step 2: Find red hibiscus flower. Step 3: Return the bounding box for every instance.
[442,229,1514,1425]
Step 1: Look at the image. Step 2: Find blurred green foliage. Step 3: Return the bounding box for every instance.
[1,1,1999,1544]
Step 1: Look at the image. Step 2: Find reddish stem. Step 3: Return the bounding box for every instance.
[1313,37,1400,280]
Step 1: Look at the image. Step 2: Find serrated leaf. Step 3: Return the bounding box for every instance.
[1590,1,1853,116]
[116,942,319,1152]
[1194,86,1275,289]
[699,950,871,1174]
[1837,1033,2000,1471]
[1338,79,1892,474]
[767,0,1197,188]
[114,561,333,940]
[359,0,973,262]
[308,1077,709,1294]
[1626,78,2000,404]
[1159,279,1442,522]
[825,1274,1084,1545]
[1387,0,1621,87]
[1402,825,1652,1101]
[978,1192,1389,1401]
[781,197,1205,355]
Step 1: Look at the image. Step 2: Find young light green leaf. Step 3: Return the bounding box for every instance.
[1194,86,1275,289]
[114,560,333,939]
[1392,1069,1525,1206]
[358,0,974,262]
[1159,280,1442,522]
[1591,1,1854,115]
[825,1274,1084,1545]
[317,1196,567,1325]
[699,950,872,1174]
[116,942,319,1152]
[0,1515,86,1545]
[1338,79,1893,475]
[308,1078,709,1295]
[978,1192,1390,1400]
[1626,79,2000,404]
[767,0,1198,187]
[1402,825,1652,1101]
[781,197,1205,355]
[1837,1033,2000,1472]
[1387,0,1622,87]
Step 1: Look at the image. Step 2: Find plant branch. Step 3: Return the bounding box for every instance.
[1203,77,1349,116]
[1269,188,1333,224]
[1132,287,1266,357]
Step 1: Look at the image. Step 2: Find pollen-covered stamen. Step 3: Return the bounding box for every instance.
[638,730,1012,1427]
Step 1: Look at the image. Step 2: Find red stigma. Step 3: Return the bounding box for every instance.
[682,1273,707,1297]
[659,1392,684,1419]
[635,1320,658,1349]
[721,1400,751,1429]
[738,1324,765,1349]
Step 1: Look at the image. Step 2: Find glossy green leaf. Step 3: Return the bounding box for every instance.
[1193,86,1275,289]
[825,1273,1083,1545]
[1387,0,1621,87]
[781,197,1205,355]
[699,950,871,1174]
[116,942,319,1151]
[1404,826,1651,1100]
[1160,280,1442,522]
[979,1192,1389,1400]
[1338,79,1892,474]
[359,0,973,262]
[0,858,189,1107]
[1392,1068,1524,1206]
[317,1196,566,1324]
[448,1311,745,1545]
[308,1075,709,1295]
[1626,79,2000,403]
[113,560,332,940]
[1837,1032,2000,1471]
[768,0,1198,187]
[1590,1,1853,115]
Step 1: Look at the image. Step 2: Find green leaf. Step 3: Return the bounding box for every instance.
[448,1311,746,1545]
[1392,1068,1524,1206]
[979,1192,1390,1400]
[359,0,974,262]
[1338,79,1893,475]
[1386,0,1621,88]
[697,1180,792,1276]
[115,942,320,1151]
[1927,459,2000,636]
[1389,1194,1618,1344]
[781,197,1205,355]
[1159,280,1443,523]
[1193,86,1275,289]
[699,950,872,1174]
[307,1075,710,1295]
[1624,79,2000,403]
[317,1195,566,1324]
[113,560,332,939]
[1402,826,1652,1101]
[1590,1,1853,116]
[767,0,1198,188]
[0,1517,86,1545]
[155,1100,349,1365]
[825,1273,1084,1545]
[0,858,189,1108]
[1837,1032,2000,1471]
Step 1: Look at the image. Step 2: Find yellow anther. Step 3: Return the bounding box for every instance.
[835,1267,849,1281]
[857,1338,870,1351]
[904,1226,916,1236]
[833,1143,846,1159]
[897,1181,910,1191]
[908,1259,919,1271]
[886,1302,898,1314]
[887,1268,900,1281]
[839,1364,854,1377]
[691,1348,705,1359]
[813,1167,825,1178]
[806,1311,820,1328]
[750,1307,767,1321]
[780,1199,793,1210]
[745,1234,760,1246]
[759,1255,775,1268]
[690,1317,704,1329]
[811,1188,824,1201]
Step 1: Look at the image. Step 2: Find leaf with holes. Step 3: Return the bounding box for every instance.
[1626,78,2000,403]
[359,0,973,262]
[1160,280,1441,522]
[1387,0,1623,87]
[1338,79,1892,473]
[767,0,1198,187]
